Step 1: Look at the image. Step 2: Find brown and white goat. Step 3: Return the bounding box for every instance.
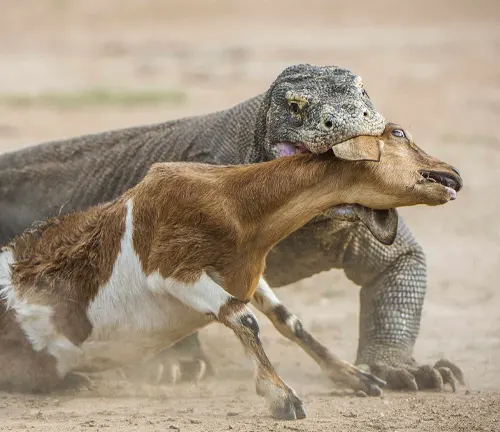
[0,124,462,419]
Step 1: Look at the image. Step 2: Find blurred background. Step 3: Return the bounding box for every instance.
[0,0,499,429]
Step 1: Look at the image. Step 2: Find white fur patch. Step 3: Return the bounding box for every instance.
[148,271,233,317]
[285,314,300,330]
[47,337,83,376]
[81,199,226,371]
[251,278,282,314]
[0,249,80,376]
[0,250,54,351]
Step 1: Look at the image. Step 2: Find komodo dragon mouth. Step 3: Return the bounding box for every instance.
[274,142,462,246]
[275,143,314,156]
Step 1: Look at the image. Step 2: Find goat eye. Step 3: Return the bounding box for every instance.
[289,102,300,114]
[392,129,406,138]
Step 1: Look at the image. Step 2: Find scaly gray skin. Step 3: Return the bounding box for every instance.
[0,64,463,393]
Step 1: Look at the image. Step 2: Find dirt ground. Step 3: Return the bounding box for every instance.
[0,0,499,430]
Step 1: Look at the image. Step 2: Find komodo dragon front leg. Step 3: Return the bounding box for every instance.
[264,215,465,392]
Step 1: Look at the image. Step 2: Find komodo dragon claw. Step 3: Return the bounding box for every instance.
[359,358,465,392]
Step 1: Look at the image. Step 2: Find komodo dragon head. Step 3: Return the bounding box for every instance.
[256,64,385,159]
[255,63,392,242]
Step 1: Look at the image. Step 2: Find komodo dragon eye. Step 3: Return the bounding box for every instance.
[392,129,406,138]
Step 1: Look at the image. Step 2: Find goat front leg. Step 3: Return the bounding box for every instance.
[164,273,306,420]
[252,278,385,396]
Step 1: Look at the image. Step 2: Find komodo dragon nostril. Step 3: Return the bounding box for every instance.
[324,119,333,129]
[451,166,461,177]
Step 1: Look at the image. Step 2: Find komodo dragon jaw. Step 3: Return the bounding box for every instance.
[257,64,386,159]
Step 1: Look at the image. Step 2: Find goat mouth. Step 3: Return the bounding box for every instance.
[419,170,463,200]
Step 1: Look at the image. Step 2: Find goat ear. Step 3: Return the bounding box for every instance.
[332,137,384,162]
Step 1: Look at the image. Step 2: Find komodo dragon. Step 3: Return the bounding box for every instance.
[0,64,463,394]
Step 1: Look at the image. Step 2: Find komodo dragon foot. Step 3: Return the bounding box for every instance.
[357,358,465,392]
[119,334,216,385]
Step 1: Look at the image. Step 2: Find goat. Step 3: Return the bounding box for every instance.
[0,123,462,420]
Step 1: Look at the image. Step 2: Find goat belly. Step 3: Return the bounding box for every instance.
[79,292,212,372]
[1,279,213,376]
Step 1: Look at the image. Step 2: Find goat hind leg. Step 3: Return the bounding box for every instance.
[0,302,91,393]
[252,278,385,396]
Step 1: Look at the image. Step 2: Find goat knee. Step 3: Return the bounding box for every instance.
[219,298,261,340]
[270,305,304,340]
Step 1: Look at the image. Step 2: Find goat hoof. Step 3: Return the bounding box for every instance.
[271,394,306,420]
[354,370,385,396]
[364,382,383,397]
[327,361,385,397]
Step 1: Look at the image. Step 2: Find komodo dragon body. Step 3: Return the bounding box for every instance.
[0,64,463,392]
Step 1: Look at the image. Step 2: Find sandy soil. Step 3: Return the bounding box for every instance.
[0,0,499,430]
